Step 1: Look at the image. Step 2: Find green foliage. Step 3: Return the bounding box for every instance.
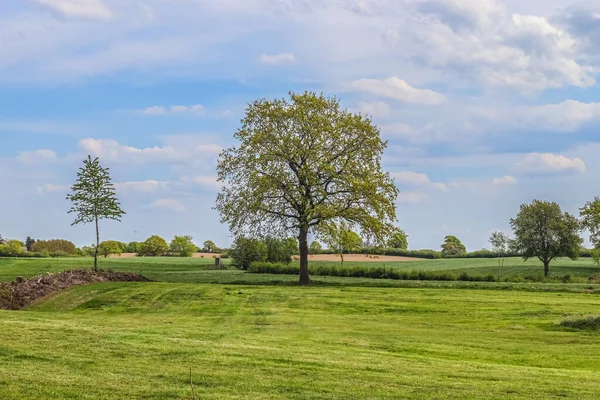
[124,242,140,253]
[230,236,267,270]
[387,229,409,249]
[98,241,123,258]
[321,221,363,266]
[0,240,24,256]
[25,237,36,252]
[441,235,466,257]
[309,241,322,255]
[580,197,600,248]
[66,155,125,271]
[560,316,600,330]
[168,235,197,257]
[137,235,168,257]
[202,240,219,253]
[591,248,600,268]
[215,91,398,284]
[511,200,583,277]
[264,237,295,264]
[32,239,77,254]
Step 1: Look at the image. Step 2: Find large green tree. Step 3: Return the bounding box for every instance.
[387,229,409,250]
[98,240,122,258]
[169,235,197,257]
[138,235,169,257]
[202,240,219,253]
[510,200,582,277]
[215,91,398,284]
[441,235,466,257]
[230,236,267,270]
[580,197,600,248]
[66,156,125,271]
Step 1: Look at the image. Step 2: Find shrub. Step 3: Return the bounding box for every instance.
[265,237,295,264]
[31,239,77,255]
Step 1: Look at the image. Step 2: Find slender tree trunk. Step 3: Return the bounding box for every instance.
[94,216,99,272]
[543,259,549,278]
[298,228,310,285]
[340,252,344,268]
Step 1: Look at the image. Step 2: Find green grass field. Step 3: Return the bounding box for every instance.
[2,256,600,399]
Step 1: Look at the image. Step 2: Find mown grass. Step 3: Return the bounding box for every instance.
[0,283,599,399]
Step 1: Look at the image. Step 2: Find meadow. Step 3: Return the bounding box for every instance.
[1,256,600,399]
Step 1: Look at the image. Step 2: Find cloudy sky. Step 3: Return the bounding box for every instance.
[2,0,600,250]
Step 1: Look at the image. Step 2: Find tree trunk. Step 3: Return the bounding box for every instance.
[298,228,310,285]
[94,217,99,272]
[340,252,344,268]
[543,260,550,278]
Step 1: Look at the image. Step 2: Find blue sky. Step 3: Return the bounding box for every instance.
[2,0,600,250]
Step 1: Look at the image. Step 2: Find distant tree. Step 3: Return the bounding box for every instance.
[215,91,398,285]
[264,237,295,264]
[489,231,510,280]
[591,248,600,268]
[308,241,322,255]
[441,235,466,257]
[98,240,123,258]
[32,239,77,254]
[124,242,140,253]
[66,155,125,271]
[387,229,409,250]
[230,236,267,270]
[0,235,6,245]
[580,197,600,248]
[137,235,168,257]
[511,200,582,277]
[169,235,197,257]
[25,237,36,252]
[202,240,219,253]
[81,245,96,257]
[322,221,363,267]
[0,240,24,256]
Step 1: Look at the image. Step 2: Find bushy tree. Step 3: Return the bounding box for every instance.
[441,235,466,257]
[387,229,408,249]
[591,248,600,268]
[124,242,140,253]
[81,245,96,257]
[580,197,600,248]
[215,91,398,284]
[169,235,197,257]
[202,240,219,253]
[25,237,36,252]
[309,241,322,255]
[264,237,295,264]
[511,200,582,277]
[66,155,125,271]
[0,240,24,256]
[138,235,168,257]
[322,221,362,266]
[489,231,510,280]
[98,240,123,258]
[230,236,267,270]
[32,239,77,254]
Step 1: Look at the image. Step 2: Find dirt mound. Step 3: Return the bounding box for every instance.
[0,269,149,310]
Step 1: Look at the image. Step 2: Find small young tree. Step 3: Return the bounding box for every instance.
[441,235,466,257]
[169,235,197,257]
[322,221,362,267]
[66,155,125,271]
[98,240,123,258]
[511,200,582,277]
[489,231,510,280]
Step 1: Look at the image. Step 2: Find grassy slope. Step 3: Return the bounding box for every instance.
[0,283,599,399]
[2,256,600,283]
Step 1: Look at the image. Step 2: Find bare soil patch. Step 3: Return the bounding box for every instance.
[0,269,149,310]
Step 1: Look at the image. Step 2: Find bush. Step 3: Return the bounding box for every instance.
[265,237,295,264]
[231,237,267,270]
[32,239,77,255]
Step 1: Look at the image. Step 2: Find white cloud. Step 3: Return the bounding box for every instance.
[392,171,447,191]
[77,138,221,165]
[36,183,69,194]
[34,0,113,20]
[515,153,586,175]
[493,175,518,185]
[16,149,58,165]
[150,199,186,212]
[357,101,391,117]
[138,104,206,115]
[180,175,222,190]
[259,53,295,65]
[515,100,600,132]
[349,77,445,105]
[115,180,171,193]
[398,192,425,204]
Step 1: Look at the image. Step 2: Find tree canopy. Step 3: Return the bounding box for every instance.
[215,91,398,284]
[66,155,125,271]
[387,229,409,249]
[169,235,197,257]
[441,235,466,257]
[202,240,219,253]
[99,240,122,258]
[510,200,582,277]
[580,197,600,249]
[138,235,169,257]
[322,220,363,266]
